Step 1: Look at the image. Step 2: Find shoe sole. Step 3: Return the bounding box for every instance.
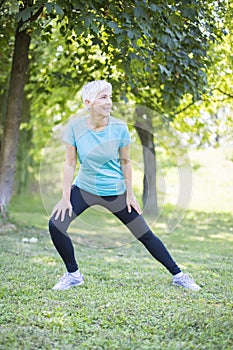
[52,279,84,291]
[172,282,201,291]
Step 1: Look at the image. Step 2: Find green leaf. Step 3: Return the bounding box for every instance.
[108,21,117,29]
[15,12,23,22]
[116,32,126,44]
[91,21,99,34]
[45,3,53,14]
[54,4,64,16]
[114,27,122,34]
[150,4,161,13]
[165,28,175,38]
[108,21,122,34]
[16,8,33,22]
[22,8,33,22]
[183,8,196,20]
[127,30,134,39]
[84,17,91,28]
[74,25,84,35]
[134,6,147,19]
[167,37,178,49]
[160,34,169,45]
[169,14,181,25]
[158,64,171,77]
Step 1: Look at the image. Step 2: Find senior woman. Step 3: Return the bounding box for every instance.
[49,80,201,291]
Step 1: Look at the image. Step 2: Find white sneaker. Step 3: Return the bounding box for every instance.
[52,271,84,290]
[172,273,201,291]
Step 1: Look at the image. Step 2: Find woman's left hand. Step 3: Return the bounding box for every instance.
[126,192,142,215]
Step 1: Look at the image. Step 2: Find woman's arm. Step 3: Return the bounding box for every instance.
[51,144,77,221]
[119,145,141,214]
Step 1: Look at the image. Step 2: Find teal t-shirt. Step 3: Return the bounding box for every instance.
[62,115,131,196]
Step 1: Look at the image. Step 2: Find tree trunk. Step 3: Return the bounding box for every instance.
[0,26,31,218]
[16,91,33,195]
[0,90,8,152]
[135,108,158,216]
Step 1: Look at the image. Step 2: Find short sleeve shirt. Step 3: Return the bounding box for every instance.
[63,115,131,196]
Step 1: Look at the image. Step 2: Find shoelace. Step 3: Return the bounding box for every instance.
[57,273,72,285]
[180,274,200,288]
[181,273,194,282]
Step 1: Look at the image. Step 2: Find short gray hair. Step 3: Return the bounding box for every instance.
[81,80,112,104]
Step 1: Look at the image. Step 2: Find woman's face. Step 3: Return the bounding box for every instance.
[86,88,112,117]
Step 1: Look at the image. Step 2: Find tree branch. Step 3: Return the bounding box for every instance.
[30,5,44,22]
[174,101,196,115]
[17,4,44,30]
[0,0,6,8]
[212,87,233,99]
[174,86,233,116]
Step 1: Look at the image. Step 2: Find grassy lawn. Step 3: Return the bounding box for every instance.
[0,210,232,350]
[0,147,232,349]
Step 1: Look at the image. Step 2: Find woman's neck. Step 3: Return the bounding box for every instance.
[87,114,109,131]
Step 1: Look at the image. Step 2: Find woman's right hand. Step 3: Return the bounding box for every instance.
[51,197,73,222]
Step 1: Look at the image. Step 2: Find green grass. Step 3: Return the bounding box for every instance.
[1,146,233,349]
[0,209,232,350]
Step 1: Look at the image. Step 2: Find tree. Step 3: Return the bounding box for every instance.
[0,0,228,219]
[123,1,228,214]
[172,2,233,148]
[0,8,31,218]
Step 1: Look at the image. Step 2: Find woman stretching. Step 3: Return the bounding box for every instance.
[49,80,201,291]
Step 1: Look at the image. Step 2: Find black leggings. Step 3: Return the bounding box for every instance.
[49,186,181,275]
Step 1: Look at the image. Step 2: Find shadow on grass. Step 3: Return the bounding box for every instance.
[177,210,233,240]
[2,207,233,252]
